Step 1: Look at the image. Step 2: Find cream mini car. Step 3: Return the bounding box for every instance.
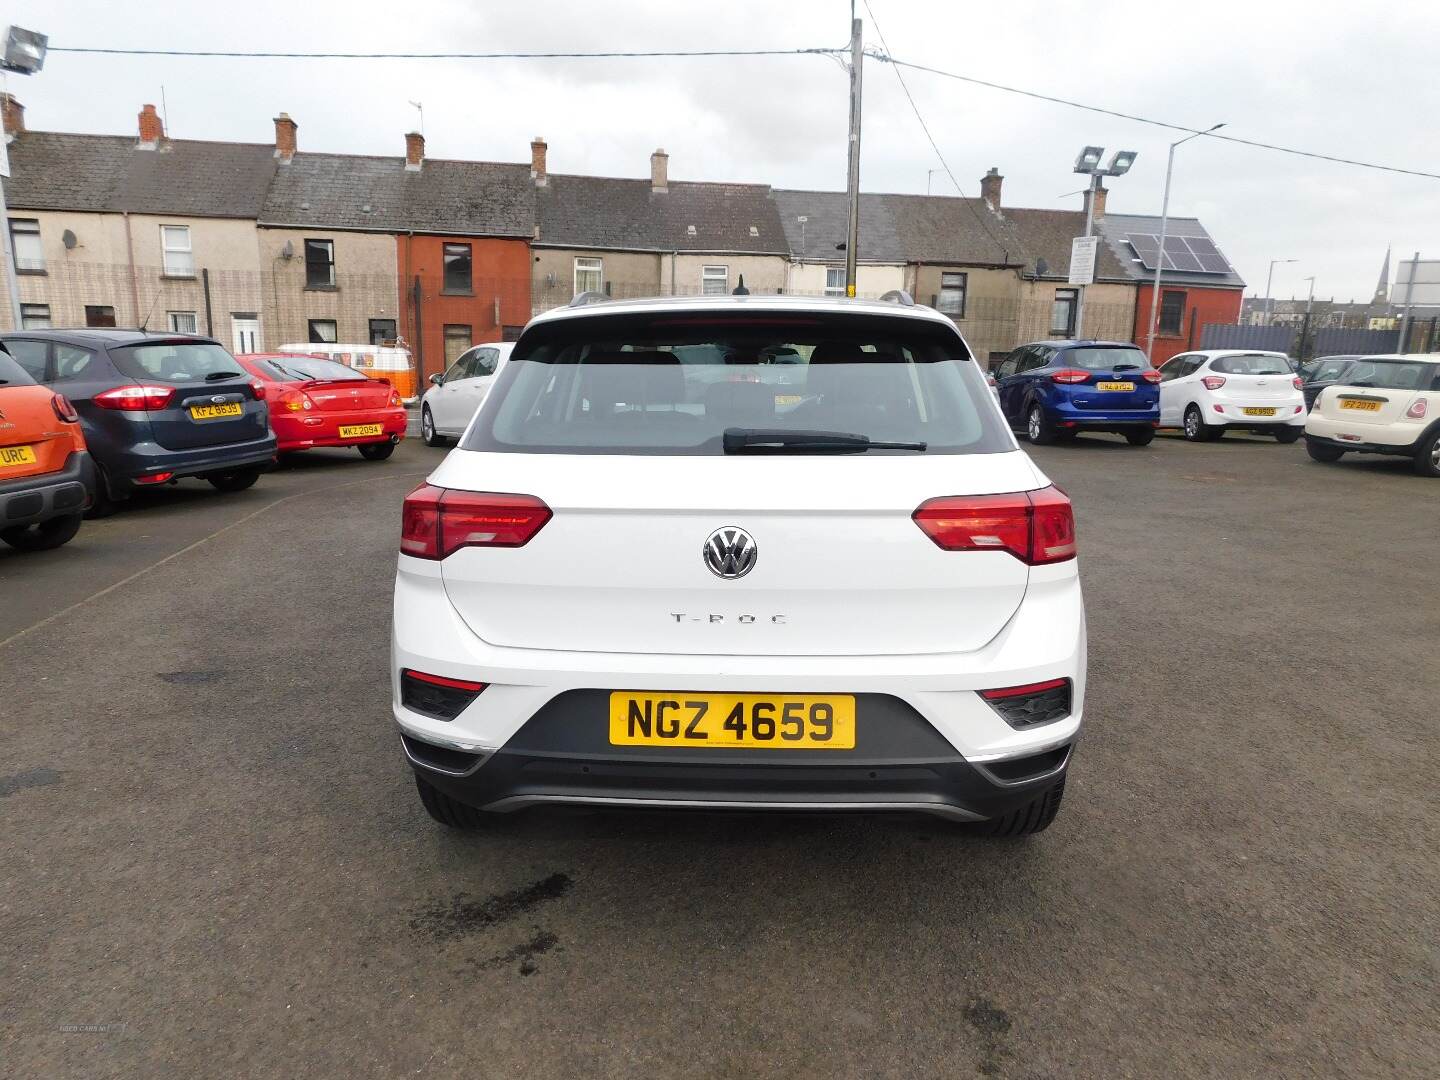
[1304,354,1440,477]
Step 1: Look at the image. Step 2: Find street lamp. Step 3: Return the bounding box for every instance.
[0,25,47,331]
[1143,123,1224,359]
[926,169,942,195]
[1263,258,1297,326]
[1072,146,1139,337]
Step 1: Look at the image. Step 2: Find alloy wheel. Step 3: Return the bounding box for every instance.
[1185,410,1199,438]
[1028,409,1042,441]
[422,410,434,441]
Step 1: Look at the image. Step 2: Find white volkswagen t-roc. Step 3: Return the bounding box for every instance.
[391,293,1086,836]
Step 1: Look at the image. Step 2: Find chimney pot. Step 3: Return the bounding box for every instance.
[980,166,1003,212]
[137,103,164,149]
[1,94,25,138]
[531,136,548,186]
[405,131,424,171]
[274,112,298,162]
[651,148,669,193]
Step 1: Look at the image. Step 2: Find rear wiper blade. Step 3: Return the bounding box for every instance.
[722,427,926,454]
[204,371,246,381]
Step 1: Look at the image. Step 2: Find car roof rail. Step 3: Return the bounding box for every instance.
[568,291,612,308]
[879,289,915,307]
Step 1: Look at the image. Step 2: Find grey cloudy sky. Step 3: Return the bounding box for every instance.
[12,0,1440,301]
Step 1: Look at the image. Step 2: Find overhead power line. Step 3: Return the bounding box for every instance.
[49,45,846,61]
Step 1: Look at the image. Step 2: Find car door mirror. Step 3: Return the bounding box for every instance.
[429,373,444,386]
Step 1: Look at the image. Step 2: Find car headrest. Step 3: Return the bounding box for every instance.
[808,342,871,365]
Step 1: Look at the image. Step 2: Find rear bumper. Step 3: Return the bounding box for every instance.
[1210,403,1305,427]
[108,433,278,493]
[1047,401,1159,427]
[272,408,407,452]
[1305,414,1422,451]
[0,451,94,526]
[1305,432,1418,457]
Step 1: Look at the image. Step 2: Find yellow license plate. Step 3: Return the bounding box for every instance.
[609,692,856,750]
[1096,382,1134,392]
[339,423,384,438]
[189,402,243,421]
[1341,399,1381,412]
[0,444,37,468]
[1243,407,1277,417]
[773,394,803,407]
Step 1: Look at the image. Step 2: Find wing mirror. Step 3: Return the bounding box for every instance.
[429,373,444,386]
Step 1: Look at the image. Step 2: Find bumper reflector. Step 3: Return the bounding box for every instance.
[400,668,487,720]
[980,678,1072,728]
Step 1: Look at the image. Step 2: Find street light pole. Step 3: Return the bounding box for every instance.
[1144,123,1224,360]
[1070,146,1136,340]
[1263,258,1296,327]
[1074,172,1099,338]
[843,17,863,298]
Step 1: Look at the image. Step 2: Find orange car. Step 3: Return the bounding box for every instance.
[0,346,94,551]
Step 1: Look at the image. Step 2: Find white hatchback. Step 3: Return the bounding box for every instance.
[391,295,1085,837]
[419,342,514,446]
[1304,354,1440,477]
[1158,350,1305,441]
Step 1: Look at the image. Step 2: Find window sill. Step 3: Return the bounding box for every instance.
[304,284,339,292]
[161,273,196,281]
[441,289,475,297]
[15,267,47,276]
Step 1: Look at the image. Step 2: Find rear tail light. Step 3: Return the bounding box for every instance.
[1201,375,1226,390]
[134,471,174,485]
[1141,370,1162,384]
[1292,377,1303,390]
[250,380,267,401]
[279,389,315,412]
[400,484,552,560]
[93,384,176,411]
[1050,368,1090,384]
[913,485,1076,565]
[51,393,80,423]
[390,391,402,407]
[1407,399,1428,419]
[400,668,487,721]
[980,678,1072,728]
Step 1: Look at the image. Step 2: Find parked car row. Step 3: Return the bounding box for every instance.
[0,329,408,553]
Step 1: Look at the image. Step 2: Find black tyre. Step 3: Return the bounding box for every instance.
[206,467,261,493]
[1183,404,1222,442]
[1306,439,1345,464]
[84,467,119,519]
[1025,403,1058,446]
[1124,427,1156,446]
[972,779,1066,838]
[421,406,445,447]
[1413,428,1440,478]
[415,774,488,829]
[0,512,83,552]
[358,441,396,461]
[1274,427,1302,444]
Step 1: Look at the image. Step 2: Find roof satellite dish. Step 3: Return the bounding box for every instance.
[280,239,294,260]
[1034,257,1049,277]
[61,229,77,249]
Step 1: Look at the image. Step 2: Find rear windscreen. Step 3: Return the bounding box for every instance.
[259,356,367,382]
[1211,354,1293,375]
[1341,359,1440,391]
[111,342,246,383]
[461,312,1011,456]
[1065,346,1150,371]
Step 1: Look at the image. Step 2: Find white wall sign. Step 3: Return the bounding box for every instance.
[1069,236,1098,286]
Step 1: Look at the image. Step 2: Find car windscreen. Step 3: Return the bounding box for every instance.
[110,342,247,384]
[259,356,367,382]
[1340,359,1440,391]
[1064,347,1150,372]
[0,348,36,385]
[1210,354,1292,375]
[462,312,1010,456]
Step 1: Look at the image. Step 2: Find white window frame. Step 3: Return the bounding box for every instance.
[167,311,198,334]
[9,218,43,272]
[20,302,50,329]
[823,266,846,297]
[161,225,194,277]
[574,257,603,295]
[701,264,729,296]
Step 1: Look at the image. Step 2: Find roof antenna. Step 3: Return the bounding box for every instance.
[407,100,424,136]
[160,84,169,137]
[137,286,163,333]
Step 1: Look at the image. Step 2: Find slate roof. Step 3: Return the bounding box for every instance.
[259,153,534,237]
[1002,207,1130,283]
[773,190,904,263]
[535,174,786,253]
[3,132,134,212]
[1096,213,1245,289]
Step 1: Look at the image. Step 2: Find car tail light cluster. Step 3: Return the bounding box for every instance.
[1049,369,1091,384]
[400,484,552,560]
[1292,377,1304,390]
[279,389,316,412]
[1141,370,1163,384]
[980,678,1072,728]
[400,668,486,721]
[1407,399,1429,419]
[913,486,1076,565]
[93,384,176,411]
[250,380,267,401]
[51,393,80,423]
[1201,375,1226,391]
[390,391,403,407]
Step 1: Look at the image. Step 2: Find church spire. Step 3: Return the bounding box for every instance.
[1373,245,1391,304]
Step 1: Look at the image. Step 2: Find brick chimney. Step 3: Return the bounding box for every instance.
[1,94,24,138]
[980,167,1003,211]
[273,113,297,162]
[137,103,164,149]
[651,148,668,193]
[530,136,548,187]
[1084,182,1108,221]
[405,131,424,172]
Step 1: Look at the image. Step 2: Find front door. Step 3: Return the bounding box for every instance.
[231,316,261,355]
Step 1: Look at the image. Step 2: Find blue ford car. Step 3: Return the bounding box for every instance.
[993,340,1161,445]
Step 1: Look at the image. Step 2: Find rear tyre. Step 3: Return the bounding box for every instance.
[421,406,445,447]
[206,467,261,493]
[84,467,119,519]
[1026,403,1058,446]
[1183,404,1222,442]
[358,441,396,461]
[972,779,1066,838]
[0,512,83,552]
[415,774,488,829]
[1274,427,1302,444]
[1413,429,1440,477]
[1124,427,1156,446]
[1306,439,1345,464]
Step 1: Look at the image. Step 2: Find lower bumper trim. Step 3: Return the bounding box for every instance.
[481,793,986,822]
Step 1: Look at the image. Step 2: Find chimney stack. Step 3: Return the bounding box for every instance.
[651,148,669,193]
[1084,182,1108,221]
[531,136,548,186]
[980,167,1003,211]
[274,113,298,162]
[137,103,164,149]
[405,131,424,171]
[1,94,25,138]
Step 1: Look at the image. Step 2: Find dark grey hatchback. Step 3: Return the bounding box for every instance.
[0,330,277,515]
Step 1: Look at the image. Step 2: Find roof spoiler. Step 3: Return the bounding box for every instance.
[879,289,915,307]
[568,291,612,308]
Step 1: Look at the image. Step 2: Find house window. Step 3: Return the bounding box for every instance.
[1159,290,1186,336]
[824,267,846,297]
[85,305,117,328]
[369,318,396,346]
[937,271,967,316]
[1050,289,1078,336]
[167,311,198,334]
[443,243,473,293]
[9,219,43,272]
[701,264,729,296]
[160,225,193,277]
[307,318,338,344]
[304,239,336,288]
[574,257,603,295]
[19,302,50,329]
[443,324,472,365]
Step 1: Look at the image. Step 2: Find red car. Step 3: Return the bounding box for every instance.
[236,353,407,459]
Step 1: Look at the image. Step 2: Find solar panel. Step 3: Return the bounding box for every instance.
[1185,236,1219,256]
[1196,253,1231,273]
[1125,232,1230,275]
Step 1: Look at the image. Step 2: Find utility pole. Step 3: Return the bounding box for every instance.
[843,17,863,298]
[1073,173,1098,338]
[1398,251,1420,352]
